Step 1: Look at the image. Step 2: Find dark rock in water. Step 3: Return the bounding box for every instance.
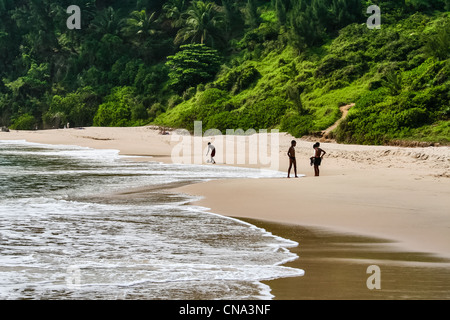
[1,126,10,132]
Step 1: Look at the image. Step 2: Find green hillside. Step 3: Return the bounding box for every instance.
[1,0,449,145]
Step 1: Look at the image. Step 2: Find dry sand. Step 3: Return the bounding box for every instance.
[1,126,450,299]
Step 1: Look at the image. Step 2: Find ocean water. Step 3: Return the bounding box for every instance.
[0,140,304,300]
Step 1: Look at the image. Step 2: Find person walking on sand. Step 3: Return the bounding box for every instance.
[313,142,326,176]
[287,140,298,178]
[206,142,216,164]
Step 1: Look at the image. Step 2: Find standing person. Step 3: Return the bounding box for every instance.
[206,142,216,164]
[313,142,326,176]
[287,140,298,178]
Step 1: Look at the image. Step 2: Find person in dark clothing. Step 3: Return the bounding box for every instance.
[313,142,326,176]
[287,140,298,178]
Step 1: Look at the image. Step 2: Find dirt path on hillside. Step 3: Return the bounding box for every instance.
[321,103,354,139]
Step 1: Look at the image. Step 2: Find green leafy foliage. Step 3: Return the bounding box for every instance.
[10,113,36,130]
[166,44,222,93]
[43,87,100,128]
[0,0,448,145]
[215,64,261,93]
[174,0,225,47]
[93,87,145,127]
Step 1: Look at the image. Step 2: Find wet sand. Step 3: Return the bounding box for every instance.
[244,219,450,300]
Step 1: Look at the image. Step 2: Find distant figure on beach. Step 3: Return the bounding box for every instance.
[287,140,298,178]
[159,126,169,135]
[206,142,216,164]
[313,142,326,176]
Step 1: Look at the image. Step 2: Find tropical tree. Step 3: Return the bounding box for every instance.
[425,20,450,61]
[43,87,101,128]
[93,86,144,127]
[288,2,324,48]
[382,68,403,95]
[222,0,245,39]
[275,0,289,26]
[327,0,364,32]
[166,43,221,92]
[10,1,59,61]
[90,6,124,37]
[122,9,159,44]
[163,0,191,28]
[245,0,260,29]
[174,0,225,48]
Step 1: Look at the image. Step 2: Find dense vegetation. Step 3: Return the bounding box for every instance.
[0,0,449,144]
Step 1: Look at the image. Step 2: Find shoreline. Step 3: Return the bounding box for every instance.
[243,218,450,300]
[175,170,450,260]
[1,126,450,299]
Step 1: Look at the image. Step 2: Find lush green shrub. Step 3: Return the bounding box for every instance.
[148,102,165,120]
[315,54,346,78]
[166,44,222,93]
[169,88,232,131]
[196,88,230,107]
[44,87,100,128]
[10,113,36,130]
[94,102,132,127]
[424,17,450,61]
[93,87,145,127]
[396,107,429,127]
[215,64,261,93]
[131,103,149,122]
[204,111,239,132]
[381,69,403,95]
[280,111,314,138]
[167,95,183,109]
[237,96,292,130]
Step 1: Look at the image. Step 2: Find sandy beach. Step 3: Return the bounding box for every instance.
[1,126,449,299]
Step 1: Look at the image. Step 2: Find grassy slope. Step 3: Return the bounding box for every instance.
[154,11,449,145]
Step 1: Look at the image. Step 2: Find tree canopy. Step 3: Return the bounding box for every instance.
[0,0,448,144]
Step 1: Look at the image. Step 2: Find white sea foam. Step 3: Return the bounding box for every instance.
[0,140,304,300]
